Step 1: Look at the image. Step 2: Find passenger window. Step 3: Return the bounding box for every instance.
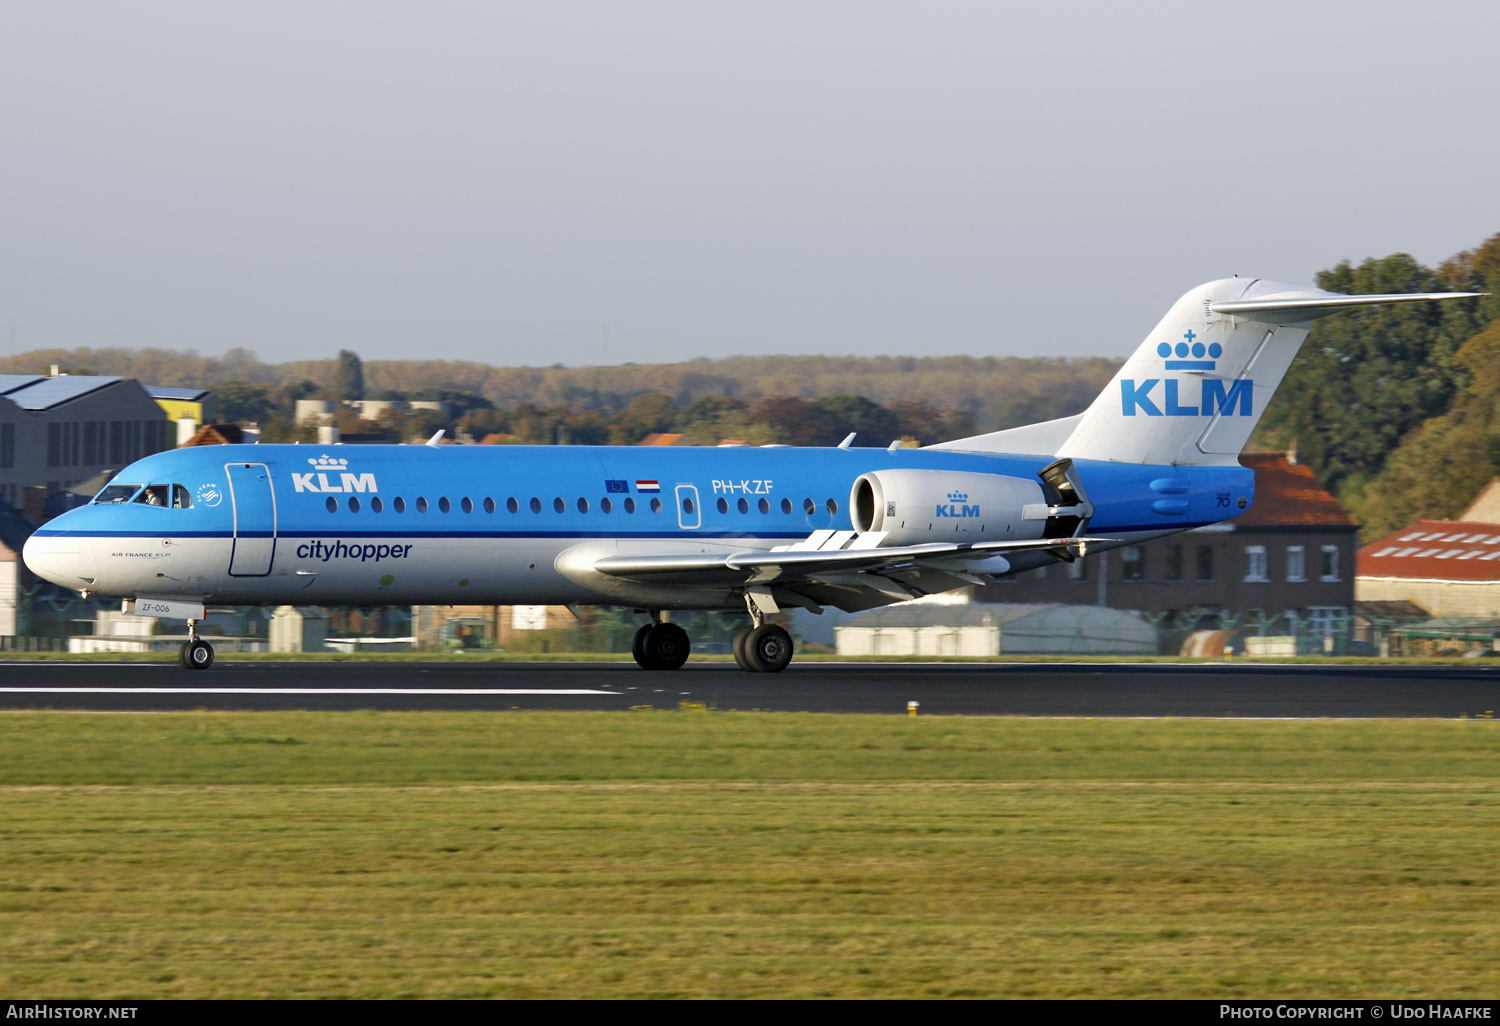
[553,497,565,513]
[758,498,769,514]
[601,497,612,514]
[506,497,518,513]
[827,498,838,515]
[717,498,729,514]
[394,497,407,513]
[172,484,192,509]
[803,498,815,515]
[624,497,636,514]
[577,497,589,513]
[650,497,662,514]
[371,496,383,513]
[530,497,542,513]
[133,485,170,507]
[416,497,429,513]
[737,498,749,514]
[483,497,495,514]
[461,497,473,513]
[326,497,338,513]
[348,497,361,512]
[438,497,451,513]
[781,498,792,514]
[682,496,695,515]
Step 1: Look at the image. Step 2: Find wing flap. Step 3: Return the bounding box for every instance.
[592,534,1116,585]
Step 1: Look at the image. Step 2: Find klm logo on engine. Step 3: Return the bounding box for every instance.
[1121,331,1253,417]
[291,455,378,493]
[936,491,980,518]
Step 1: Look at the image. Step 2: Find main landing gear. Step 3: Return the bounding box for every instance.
[179,618,214,670]
[632,616,690,671]
[629,598,794,673]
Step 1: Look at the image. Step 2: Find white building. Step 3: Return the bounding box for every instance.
[835,602,1156,657]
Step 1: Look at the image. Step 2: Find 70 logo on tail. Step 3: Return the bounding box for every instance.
[1121,378,1253,417]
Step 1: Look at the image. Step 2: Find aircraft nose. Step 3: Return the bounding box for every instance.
[23,534,84,588]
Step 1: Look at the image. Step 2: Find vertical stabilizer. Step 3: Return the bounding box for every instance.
[1054,278,1479,466]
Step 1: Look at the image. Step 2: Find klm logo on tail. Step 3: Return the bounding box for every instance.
[1122,331,1252,417]
[936,491,980,518]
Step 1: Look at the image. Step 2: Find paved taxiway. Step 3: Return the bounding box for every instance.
[0,661,1496,716]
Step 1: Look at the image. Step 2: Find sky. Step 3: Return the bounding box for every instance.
[1,1,1497,367]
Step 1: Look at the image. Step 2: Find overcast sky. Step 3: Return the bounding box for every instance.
[1,1,1496,368]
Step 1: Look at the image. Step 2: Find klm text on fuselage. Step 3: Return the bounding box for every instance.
[1121,378,1253,417]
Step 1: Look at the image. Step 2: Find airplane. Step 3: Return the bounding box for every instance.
[22,277,1480,672]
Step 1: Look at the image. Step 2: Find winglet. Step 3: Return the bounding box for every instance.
[838,432,856,450]
[426,430,445,448]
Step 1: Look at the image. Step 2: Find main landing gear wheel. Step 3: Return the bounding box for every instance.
[743,624,793,673]
[633,622,690,671]
[632,623,652,667]
[179,639,215,670]
[732,627,753,670]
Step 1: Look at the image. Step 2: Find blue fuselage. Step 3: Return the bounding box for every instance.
[24,443,1254,608]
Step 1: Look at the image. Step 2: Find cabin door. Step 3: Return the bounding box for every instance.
[226,462,278,576]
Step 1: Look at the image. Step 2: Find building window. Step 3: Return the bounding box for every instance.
[1122,546,1144,581]
[1320,545,1341,581]
[1164,544,1183,581]
[1286,545,1306,582]
[1069,558,1087,582]
[1308,606,1347,638]
[1245,545,1268,582]
[1196,545,1214,582]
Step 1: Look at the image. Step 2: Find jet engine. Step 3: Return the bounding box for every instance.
[849,469,1049,547]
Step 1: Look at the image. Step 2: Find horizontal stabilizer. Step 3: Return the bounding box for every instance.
[1209,290,1484,324]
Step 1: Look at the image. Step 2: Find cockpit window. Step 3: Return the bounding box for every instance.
[95,484,142,504]
[134,485,171,507]
[172,485,192,509]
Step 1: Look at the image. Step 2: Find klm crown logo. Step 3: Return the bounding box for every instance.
[309,455,349,470]
[1121,330,1253,418]
[1158,330,1222,370]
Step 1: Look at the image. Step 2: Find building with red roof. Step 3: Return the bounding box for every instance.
[1357,479,1500,617]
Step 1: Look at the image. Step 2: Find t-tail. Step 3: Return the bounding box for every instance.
[935,278,1481,465]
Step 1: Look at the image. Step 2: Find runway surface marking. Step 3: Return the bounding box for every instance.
[0,687,620,696]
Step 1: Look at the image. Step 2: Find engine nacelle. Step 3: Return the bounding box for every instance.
[849,469,1048,546]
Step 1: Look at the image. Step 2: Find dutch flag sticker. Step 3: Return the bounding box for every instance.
[635,480,660,493]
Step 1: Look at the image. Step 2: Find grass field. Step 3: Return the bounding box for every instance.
[0,711,1496,998]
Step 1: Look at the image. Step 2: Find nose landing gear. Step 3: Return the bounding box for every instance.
[179,619,214,670]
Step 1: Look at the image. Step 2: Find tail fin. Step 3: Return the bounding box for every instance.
[1051,278,1480,466]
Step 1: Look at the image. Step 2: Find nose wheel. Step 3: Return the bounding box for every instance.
[179,619,214,670]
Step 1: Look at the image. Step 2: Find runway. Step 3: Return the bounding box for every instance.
[0,660,1497,717]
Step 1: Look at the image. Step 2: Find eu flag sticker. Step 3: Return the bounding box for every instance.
[604,480,629,493]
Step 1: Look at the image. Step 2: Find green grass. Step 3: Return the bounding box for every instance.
[0,712,1497,997]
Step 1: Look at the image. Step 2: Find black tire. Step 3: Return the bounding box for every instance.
[631,623,653,669]
[177,640,193,669]
[642,622,690,671]
[183,639,215,670]
[744,624,792,673]
[732,627,752,670]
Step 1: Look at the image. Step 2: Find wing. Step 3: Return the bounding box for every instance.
[590,529,1115,612]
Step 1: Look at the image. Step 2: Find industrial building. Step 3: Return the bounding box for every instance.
[0,373,177,515]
